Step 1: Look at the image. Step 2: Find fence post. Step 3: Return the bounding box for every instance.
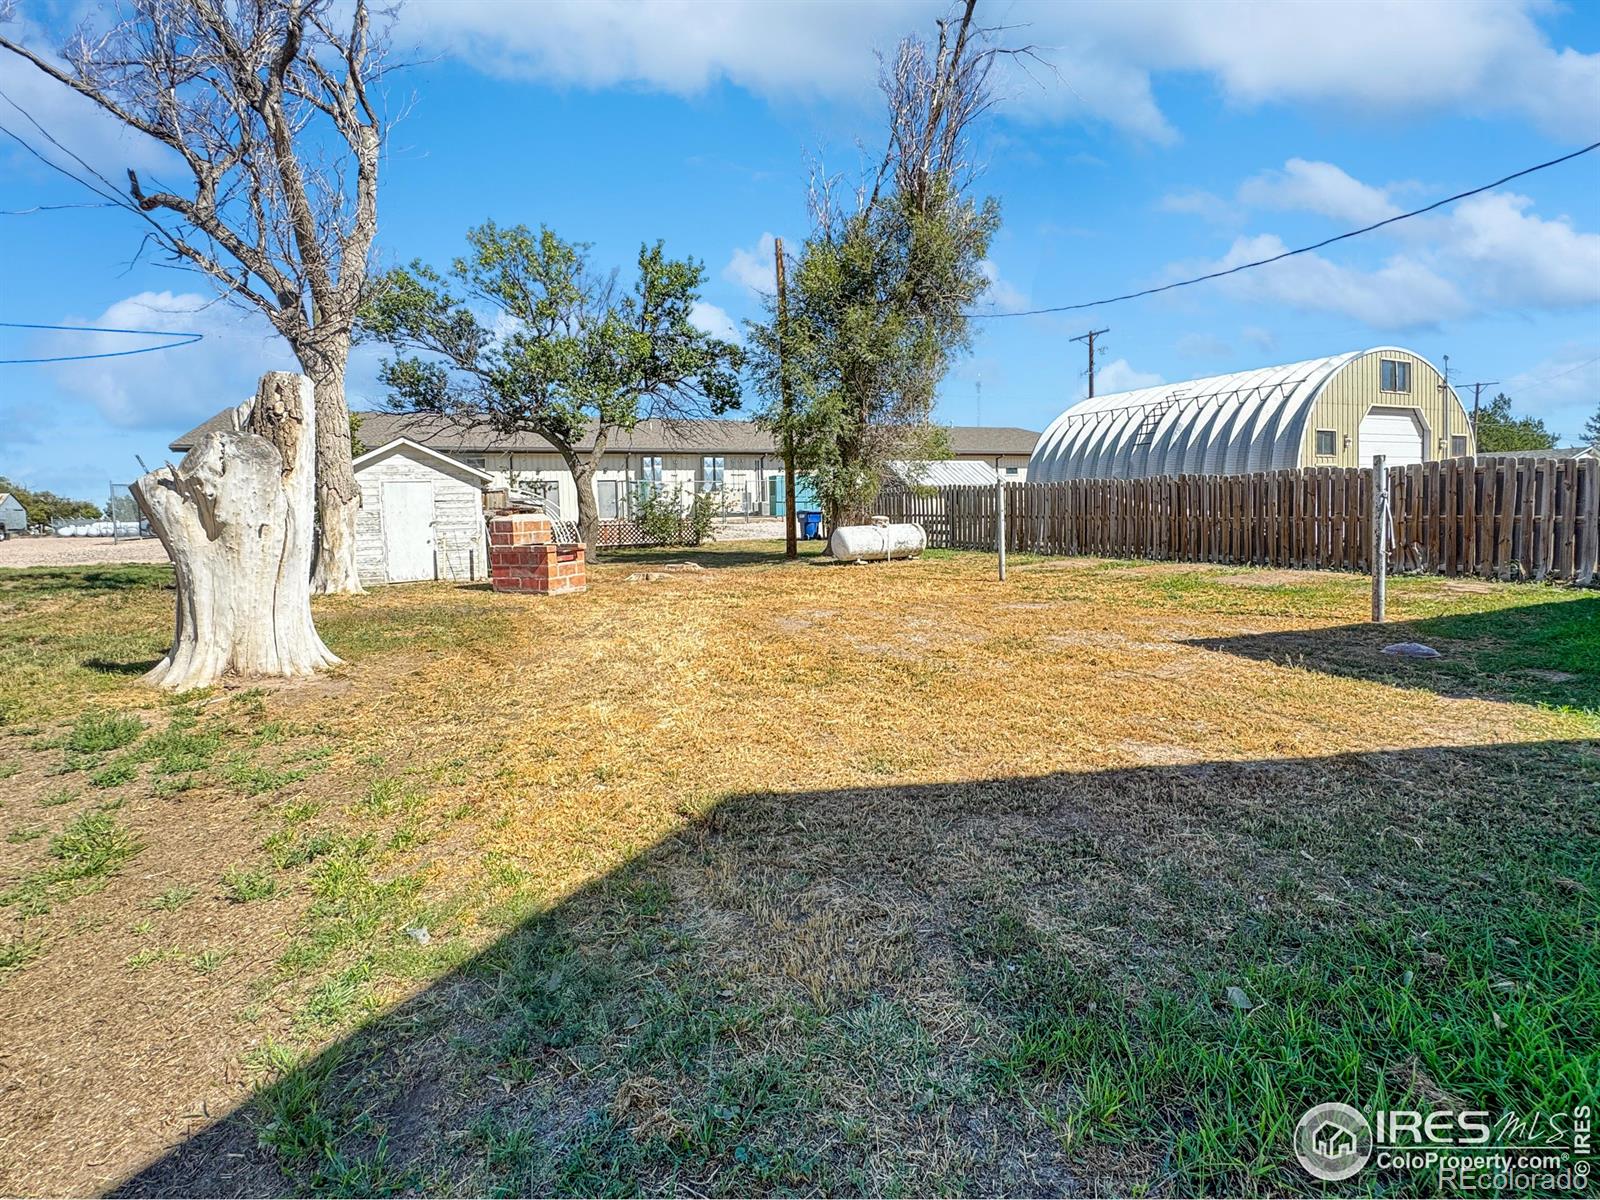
[1371,454,1388,623]
[996,466,1007,582]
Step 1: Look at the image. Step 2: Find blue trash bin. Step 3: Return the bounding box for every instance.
[800,511,823,540]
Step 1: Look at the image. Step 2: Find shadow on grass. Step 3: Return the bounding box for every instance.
[0,565,173,595]
[1185,595,1599,711]
[597,541,825,570]
[82,656,162,676]
[112,739,1600,1198]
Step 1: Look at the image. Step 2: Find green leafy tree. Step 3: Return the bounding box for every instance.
[361,222,742,554]
[745,1,1005,525]
[1474,393,1559,452]
[0,476,101,527]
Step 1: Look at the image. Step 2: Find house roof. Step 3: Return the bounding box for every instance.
[1487,446,1597,460]
[887,459,1000,486]
[171,411,1040,458]
[352,437,496,482]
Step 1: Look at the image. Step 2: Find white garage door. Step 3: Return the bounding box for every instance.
[381,480,435,582]
[1359,407,1425,467]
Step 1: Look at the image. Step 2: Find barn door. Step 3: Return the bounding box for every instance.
[1359,407,1425,467]
[382,481,435,582]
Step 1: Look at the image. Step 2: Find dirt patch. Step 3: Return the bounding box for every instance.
[0,536,170,568]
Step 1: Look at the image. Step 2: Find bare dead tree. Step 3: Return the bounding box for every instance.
[0,0,402,593]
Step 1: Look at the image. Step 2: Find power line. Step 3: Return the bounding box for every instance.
[969,141,1600,320]
[1511,353,1600,393]
[0,321,204,365]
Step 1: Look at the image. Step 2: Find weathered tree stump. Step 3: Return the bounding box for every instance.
[132,372,341,691]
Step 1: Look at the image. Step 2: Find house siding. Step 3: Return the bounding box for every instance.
[355,449,486,585]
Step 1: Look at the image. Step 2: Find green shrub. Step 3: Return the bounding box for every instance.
[65,711,144,754]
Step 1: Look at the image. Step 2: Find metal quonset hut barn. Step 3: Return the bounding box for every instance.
[1028,347,1476,482]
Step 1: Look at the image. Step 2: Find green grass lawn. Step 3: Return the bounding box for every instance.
[1,548,1595,1196]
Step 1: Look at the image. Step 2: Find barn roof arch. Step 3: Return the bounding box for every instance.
[1027,347,1427,482]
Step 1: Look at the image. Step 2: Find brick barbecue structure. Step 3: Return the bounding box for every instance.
[487,512,586,595]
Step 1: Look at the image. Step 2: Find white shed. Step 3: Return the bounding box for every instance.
[353,438,491,585]
[0,492,26,535]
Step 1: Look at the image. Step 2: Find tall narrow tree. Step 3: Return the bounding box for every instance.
[745,0,1014,525]
[0,0,397,593]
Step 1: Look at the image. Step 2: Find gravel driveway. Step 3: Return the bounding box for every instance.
[0,536,171,568]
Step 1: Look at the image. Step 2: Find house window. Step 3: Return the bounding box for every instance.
[460,454,487,470]
[640,456,663,486]
[1380,359,1411,393]
[1451,435,1468,457]
[1315,429,1338,457]
[701,456,725,491]
[1005,466,1019,476]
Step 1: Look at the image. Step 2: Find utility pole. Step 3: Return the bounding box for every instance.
[774,236,798,560]
[1437,354,1452,457]
[1462,380,1499,434]
[1071,328,1109,397]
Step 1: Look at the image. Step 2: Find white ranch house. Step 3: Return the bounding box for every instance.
[172,416,1040,524]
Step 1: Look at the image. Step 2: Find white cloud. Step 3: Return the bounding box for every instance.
[689,300,740,342]
[405,0,1598,142]
[1158,189,1238,225]
[723,232,779,296]
[976,259,1029,314]
[0,14,177,180]
[1237,159,1399,224]
[1167,157,1599,332]
[1504,348,1600,444]
[1192,234,1469,329]
[44,292,294,432]
[1435,192,1600,310]
[1089,358,1163,398]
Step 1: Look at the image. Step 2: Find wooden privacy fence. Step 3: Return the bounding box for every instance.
[873,455,1599,584]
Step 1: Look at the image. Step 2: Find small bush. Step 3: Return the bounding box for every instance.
[89,758,139,789]
[223,866,278,903]
[65,711,144,754]
[150,886,197,912]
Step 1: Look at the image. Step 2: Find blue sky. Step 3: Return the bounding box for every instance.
[2,0,1598,501]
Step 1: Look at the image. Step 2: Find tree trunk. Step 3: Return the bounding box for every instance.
[302,344,365,595]
[570,455,601,560]
[132,372,341,691]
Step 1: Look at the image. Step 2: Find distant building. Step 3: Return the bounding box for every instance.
[0,491,26,536]
[172,415,1039,522]
[1029,347,1477,482]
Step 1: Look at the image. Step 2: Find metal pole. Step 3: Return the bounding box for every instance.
[996,457,1007,582]
[1371,453,1387,623]
[775,236,798,559]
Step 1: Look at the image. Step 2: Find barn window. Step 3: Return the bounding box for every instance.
[1380,359,1411,393]
[1451,435,1468,457]
[1315,429,1337,457]
[700,456,725,491]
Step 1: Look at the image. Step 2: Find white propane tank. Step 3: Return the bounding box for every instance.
[827,521,927,561]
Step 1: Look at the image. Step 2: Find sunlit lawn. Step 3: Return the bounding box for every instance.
[1,545,1595,1195]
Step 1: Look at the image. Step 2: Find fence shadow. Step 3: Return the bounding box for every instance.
[110,739,1599,1197]
[1184,595,1598,711]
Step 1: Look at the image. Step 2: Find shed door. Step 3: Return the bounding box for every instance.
[1359,407,1425,467]
[381,481,435,582]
